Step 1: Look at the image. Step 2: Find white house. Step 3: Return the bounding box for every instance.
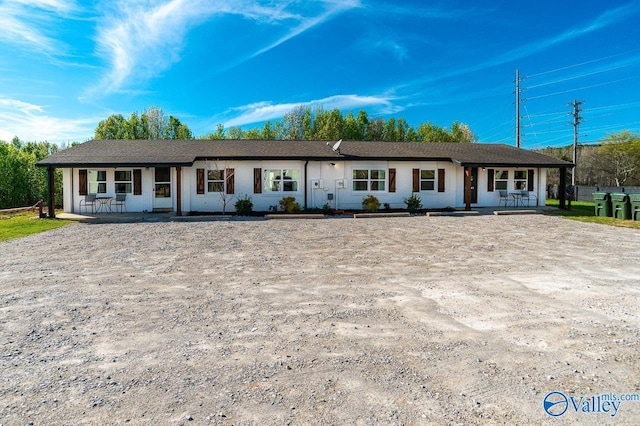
[37,139,573,216]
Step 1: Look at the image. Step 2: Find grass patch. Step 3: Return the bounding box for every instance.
[546,199,640,229]
[0,211,70,242]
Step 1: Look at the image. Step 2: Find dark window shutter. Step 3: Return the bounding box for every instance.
[133,169,142,195]
[79,169,87,195]
[487,169,495,192]
[438,169,445,192]
[528,169,535,191]
[254,168,262,194]
[197,168,205,194]
[226,168,235,194]
[412,168,420,192]
[389,168,396,193]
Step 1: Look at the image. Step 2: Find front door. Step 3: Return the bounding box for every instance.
[470,167,478,204]
[153,167,172,210]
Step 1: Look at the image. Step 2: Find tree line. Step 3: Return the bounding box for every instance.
[0,137,62,209]
[537,131,640,187]
[203,106,477,143]
[95,105,477,143]
[3,104,637,210]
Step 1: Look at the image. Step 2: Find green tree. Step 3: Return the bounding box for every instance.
[261,121,277,140]
[0,139,63,209]
[596,131,640,186]
[95,106,193,140]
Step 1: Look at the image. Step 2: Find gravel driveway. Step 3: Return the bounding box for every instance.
[1,215,639,425]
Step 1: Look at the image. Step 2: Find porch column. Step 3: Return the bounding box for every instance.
[176,166,182,216]
[47,166,56,218]
[558,167,566,209]
[464,167,472,211]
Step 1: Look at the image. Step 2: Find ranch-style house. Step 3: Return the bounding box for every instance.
[37,139,573,217]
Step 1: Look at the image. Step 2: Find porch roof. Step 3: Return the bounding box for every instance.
[37,139,573,168]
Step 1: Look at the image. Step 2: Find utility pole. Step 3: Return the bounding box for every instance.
[515,69,522,148]
[569,100,583,186]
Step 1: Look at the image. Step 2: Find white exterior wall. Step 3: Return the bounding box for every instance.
[67,167,155,213]
[64,164,553,213]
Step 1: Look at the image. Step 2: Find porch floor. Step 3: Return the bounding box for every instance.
[55,206,559,223]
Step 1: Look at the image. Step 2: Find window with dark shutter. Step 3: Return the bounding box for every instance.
[438,169,445,192]
[528,169,535,191]
[79,169,87,195]
[197,168,205,194]
[226,168,235,194]
[133,169,142,195]
[254,168,262,193]
[487,169,495,192]
[412,169,420,192]
[389,168,396,193]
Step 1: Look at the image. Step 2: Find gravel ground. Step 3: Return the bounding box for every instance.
[1,215,639,425]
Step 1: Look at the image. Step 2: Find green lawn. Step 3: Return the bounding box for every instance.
[0,212,71,242]
[546,199,640,229]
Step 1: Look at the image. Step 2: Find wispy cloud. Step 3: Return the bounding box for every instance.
[92,0,359,95]
[469,3,639,78]
[0,0,78,55]
[392,3,639,99]
[220,94,400,127]
[0,97,96,143]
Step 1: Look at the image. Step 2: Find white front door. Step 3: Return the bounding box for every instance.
[153,167,172,210]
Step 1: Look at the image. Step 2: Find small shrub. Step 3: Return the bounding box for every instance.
[362,195,381,212]
[279,196,301,213]
[322,203,331,214]
[234,194,253,215]
[404,193,422,213]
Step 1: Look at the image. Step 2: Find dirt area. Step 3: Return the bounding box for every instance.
[1,215,639,425]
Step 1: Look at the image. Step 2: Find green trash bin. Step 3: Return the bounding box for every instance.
[611,193,631,220]
[629,194,640,221]
[593,192,611,217]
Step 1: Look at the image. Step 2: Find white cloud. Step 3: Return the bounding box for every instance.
[221,94,399,127]
[0,0,77,55]
[92,0,360,94]
[0,97,96,143]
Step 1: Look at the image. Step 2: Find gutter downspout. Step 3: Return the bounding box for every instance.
[304,160,309,210]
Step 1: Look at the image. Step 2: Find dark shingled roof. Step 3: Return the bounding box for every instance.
[37,139,573,168]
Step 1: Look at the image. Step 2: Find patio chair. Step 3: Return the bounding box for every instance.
[498,190,510,207]
[80,193,97,214]
[110,193,127,213]
[521,190,537,207]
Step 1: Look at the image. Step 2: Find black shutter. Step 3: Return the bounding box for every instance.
[133,169,142,195]
[254,168,262,194]
[197,169,205,194]
[438,169,445,192]
[389,168,396,193]
[226,169,235,194]
[528,169,535,191]
[487,169,495,192]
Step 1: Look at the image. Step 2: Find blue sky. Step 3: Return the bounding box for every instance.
[1,0,639,148]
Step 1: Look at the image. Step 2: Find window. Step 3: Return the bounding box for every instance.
[114,170,132,193]
[264,169,300,192]
[353,169,386,191]
[207,170,225,192]
[495,170,508,190]
[88,170,106,194]
[514,170,527,190]
[420,170,435,191]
